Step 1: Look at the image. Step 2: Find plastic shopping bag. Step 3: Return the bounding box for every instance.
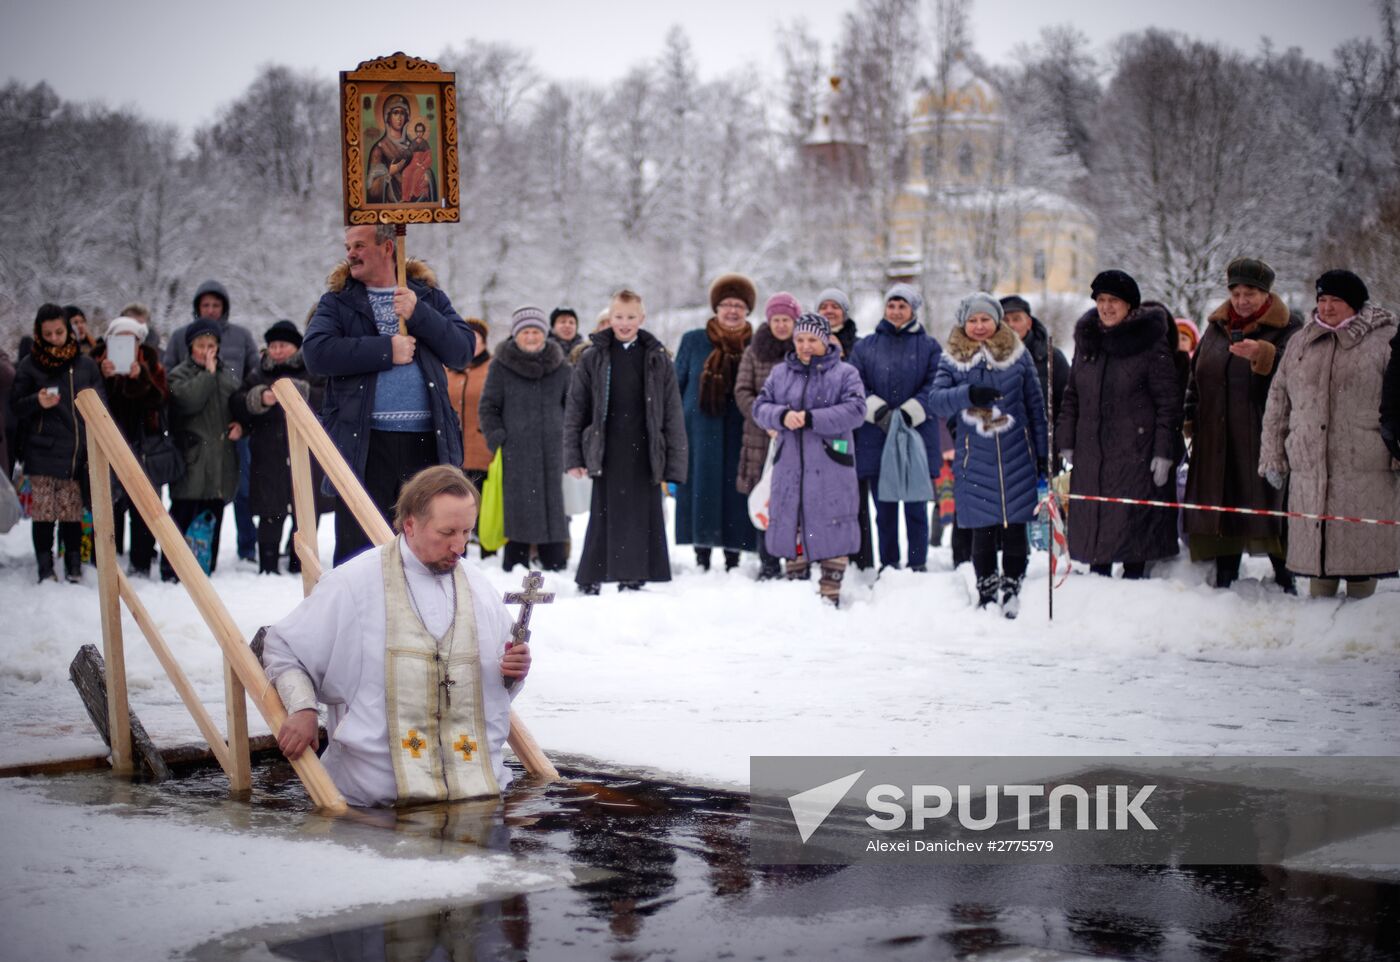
[748,441,776,530]
[478,448,506,552]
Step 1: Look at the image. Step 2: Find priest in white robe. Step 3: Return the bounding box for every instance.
[262,465,531,807]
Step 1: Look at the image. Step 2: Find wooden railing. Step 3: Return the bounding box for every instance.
[271,378,558,781]
[76,389,347,813]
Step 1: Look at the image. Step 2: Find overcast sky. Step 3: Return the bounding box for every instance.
[2,0,1381,132]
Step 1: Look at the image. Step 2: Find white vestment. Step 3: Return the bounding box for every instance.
[262,536,519,807]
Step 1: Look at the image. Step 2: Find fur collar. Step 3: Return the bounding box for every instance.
[751,322,793,364]
[962,405,1016,438]
[495,337,564,378]
[944,323,1025,371]
[325,257,438,293]
[1206,294,1290,332]
[259,348,306,375]
[1073,302,1172,361]
[1298,303,1397,352]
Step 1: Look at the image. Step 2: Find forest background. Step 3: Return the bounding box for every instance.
[1,0,1397,348]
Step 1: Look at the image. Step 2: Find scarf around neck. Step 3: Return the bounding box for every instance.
[31,335,78,373]
[1227,294,1273,332]
[699,316,752,416]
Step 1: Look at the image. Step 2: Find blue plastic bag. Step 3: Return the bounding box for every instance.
[877,414,935,502]
[186,509,218,574]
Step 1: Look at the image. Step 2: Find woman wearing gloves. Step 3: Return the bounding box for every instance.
[930,293,1047,615]
[1056,271,1181,578]
[752,313,866,606]
[848,283,946,571]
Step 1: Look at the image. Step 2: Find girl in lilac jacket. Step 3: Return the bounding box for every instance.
[753,313,867,606]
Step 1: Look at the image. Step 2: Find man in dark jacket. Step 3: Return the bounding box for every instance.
[165,280,263,563]
[303,224,474,565]
[548,307,585,358]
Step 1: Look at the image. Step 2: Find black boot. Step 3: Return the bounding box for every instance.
[757,557,781,581]
[723,550,740,571]
[64,551,83,584]
[976,574,1000,609]
[37,553,56,583]
[1270,554,1296,595]
[1215,554,1241,589]
[695,547,712,571]
[1001,575,1023,619]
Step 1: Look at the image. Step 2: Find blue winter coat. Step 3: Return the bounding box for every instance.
[674,326,758,551]
[303,260,473,493]
[848,318,944,480]
[929,325,1048,528]
[753,350,867,561]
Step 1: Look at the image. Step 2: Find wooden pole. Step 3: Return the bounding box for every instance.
[224,660,251,793]
[394,223,408,335]
[86,429,133,773]
[287,424,321,596]
[74,390,346,813]
[116,570,234,778]
[270,378,558,782]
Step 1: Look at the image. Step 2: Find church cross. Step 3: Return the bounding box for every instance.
[503,572,555,648]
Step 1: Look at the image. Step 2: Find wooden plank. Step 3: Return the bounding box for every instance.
[67,645,170,780]
[86,432,132,773]
[286,423,321,597]
[224,659,252,793]
[74,390,347,813]
[271,378,558,783]
[116,569,233,776]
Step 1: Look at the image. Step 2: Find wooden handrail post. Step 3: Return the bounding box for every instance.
[287,422,320,597]
[224,661,251,793]
[271,378,558,782]
[86,437,132,774]
[75,390,346,813]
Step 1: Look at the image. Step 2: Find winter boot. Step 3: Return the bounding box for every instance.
[976,574,1001,609]
[723,550,741,571]
[1309,577,1340,598]
[1346,578,1377,600]
[37,554,56,583]
[1214,554,1241,589]
[756,556,782,581]
[785,559,811,581]
[64,552,83,584]
[578,582,601,596]
[1000,575,1023,619]
[818,558,848,608]
[1269,555,1295,594]
[695,548,712,571]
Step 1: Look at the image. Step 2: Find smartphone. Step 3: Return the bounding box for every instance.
[1229,329,1245,343]
[44,386,59,398]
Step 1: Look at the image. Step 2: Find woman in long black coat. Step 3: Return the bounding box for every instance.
[477,308,572,572]
[1056,272,1181,577]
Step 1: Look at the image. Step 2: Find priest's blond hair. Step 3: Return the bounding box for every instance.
[393,465,480,532]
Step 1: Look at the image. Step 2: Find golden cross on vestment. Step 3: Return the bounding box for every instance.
[503,571,555,647]
[453,733,478,761]
[402,730,426,758]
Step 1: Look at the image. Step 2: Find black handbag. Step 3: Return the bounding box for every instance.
[138,430,186,487]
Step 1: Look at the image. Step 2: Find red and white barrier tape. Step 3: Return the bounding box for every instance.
[1064,494,1400,528]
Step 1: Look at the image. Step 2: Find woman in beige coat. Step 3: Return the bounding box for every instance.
[1259,270,1400,598]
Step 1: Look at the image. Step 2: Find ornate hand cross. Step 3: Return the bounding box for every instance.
[504,571,554,648]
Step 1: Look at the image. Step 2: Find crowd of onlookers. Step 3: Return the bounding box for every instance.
[4,225,1397,613]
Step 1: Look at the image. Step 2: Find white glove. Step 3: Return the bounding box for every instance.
[1150,456,1173,488]
[1263,468,1287,490]
[864,394,887,424]
[898,398,927,428]
[1060,448,1073,467]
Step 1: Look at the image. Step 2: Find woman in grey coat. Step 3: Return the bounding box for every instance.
[477,307,572,571]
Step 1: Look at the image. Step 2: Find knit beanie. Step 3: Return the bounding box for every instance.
[1175,318,1200,352]
[1315,270,1369,313]
[793,312,831,338]
[1090,270,1142,310]
[816,287,851,317]
[955,291,1003,327]
[884,282,924,315]
[999,295,1031,317]
[264,319,303,348]
[765,291,802,323]
[709,273,757,313]
[510,306,549,338]
[549,306,577,327]
[185,317,222,349]
[1226,257,1275,293]
[105,316,149,343]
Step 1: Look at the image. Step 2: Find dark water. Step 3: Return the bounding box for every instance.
[166,759,1400,962]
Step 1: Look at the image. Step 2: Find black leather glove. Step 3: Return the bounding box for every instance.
[899,409,913,426]
[968,385,1000,406]
[874,404,892,431]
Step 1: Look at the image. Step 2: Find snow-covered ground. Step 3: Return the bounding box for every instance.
[2,505,1397,959]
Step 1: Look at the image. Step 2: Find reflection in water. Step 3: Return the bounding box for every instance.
[161,761,1400,962]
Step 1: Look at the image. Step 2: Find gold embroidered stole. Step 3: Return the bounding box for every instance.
[382,540,500,804]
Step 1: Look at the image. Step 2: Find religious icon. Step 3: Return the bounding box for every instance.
[340,53,459,226]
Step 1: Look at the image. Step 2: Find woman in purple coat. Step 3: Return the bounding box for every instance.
[753,313,867,606]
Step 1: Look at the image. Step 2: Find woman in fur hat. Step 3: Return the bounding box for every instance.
[1056,270,1182,578]
[1183,258,1301,592]
[930,293,1047,616]
[9,303,105,582]
[674,273,761,571]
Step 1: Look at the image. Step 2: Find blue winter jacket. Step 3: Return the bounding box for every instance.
[929,324,1048,528]
[303,260,473,492]
[848,318,944,479]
